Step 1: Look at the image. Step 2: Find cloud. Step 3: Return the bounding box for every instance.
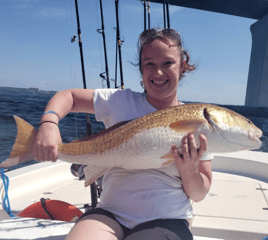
[12,0,37,9]
[39,8,66,19]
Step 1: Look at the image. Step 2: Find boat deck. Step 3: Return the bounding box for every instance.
[1,151,268,239]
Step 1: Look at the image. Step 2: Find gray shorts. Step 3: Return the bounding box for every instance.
[79,208,193,240]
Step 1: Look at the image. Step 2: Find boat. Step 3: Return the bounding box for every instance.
[0,151,268,239]
[1,0,268,239]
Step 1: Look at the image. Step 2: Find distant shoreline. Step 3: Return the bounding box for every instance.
[0,86,57,95]
[1,86,268,118]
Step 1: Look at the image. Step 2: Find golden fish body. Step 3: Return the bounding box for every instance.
[0,103,262,186]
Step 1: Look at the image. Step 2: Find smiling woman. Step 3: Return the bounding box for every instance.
[137,28,197,80]
[137,28,197,110]
[24,25,215,240]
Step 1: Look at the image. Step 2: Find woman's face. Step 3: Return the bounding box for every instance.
[141,38,183,104]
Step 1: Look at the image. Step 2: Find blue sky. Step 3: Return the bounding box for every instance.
[1,0,256,105]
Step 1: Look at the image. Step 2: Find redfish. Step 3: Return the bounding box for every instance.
[0,104,262,186]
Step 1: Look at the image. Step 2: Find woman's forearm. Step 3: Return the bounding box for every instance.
[41,90,74,123]
[180,170,211,202]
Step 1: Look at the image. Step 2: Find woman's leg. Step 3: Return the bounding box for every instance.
[65,214,124,240]
[124,219,193,240]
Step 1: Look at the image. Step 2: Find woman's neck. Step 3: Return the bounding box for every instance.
[146,95,180,110]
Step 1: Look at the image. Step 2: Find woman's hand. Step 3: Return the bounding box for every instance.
[171,133,207,175]
[171,133,212,202]
[33,122,62,162]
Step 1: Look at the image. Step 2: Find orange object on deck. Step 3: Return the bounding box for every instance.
[19,198,83,222]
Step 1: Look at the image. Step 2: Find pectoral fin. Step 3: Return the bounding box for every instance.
[169,120,206,134]
[160,147,183,167]
[83,164,111,187]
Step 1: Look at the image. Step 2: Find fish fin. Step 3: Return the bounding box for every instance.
[160,147,184,167]
[0,116,37,168]
[83,164,110,187]
[160,151,175,160]
[160,151,175,166]
[169,120,206,134]
[161,158,175,167]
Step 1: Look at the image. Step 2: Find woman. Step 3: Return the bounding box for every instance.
[34,28,212,240]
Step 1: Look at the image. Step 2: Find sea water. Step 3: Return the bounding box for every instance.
[0,87,267,170]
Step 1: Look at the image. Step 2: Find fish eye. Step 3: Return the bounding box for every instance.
[247,119,252,124]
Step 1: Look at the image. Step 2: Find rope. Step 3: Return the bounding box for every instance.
[0,169,15,217]
[40,198,55,220]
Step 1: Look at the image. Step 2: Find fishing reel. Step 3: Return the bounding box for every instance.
[71,35,78,43]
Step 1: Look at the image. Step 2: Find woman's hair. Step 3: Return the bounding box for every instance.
[136,29,197,81]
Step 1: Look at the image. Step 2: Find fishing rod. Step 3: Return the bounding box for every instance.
[142,0,151,31]
[162,0,170,28]
[147,0,151,29]
[166,0,170,28]
[72,0,99,209]
[115,0,124,90]
[163,0,166,28]
[97,0,110,89]
[114,27,118,89]
[143,0,146,31]
[72,0,87,90]
[72,0,92,136]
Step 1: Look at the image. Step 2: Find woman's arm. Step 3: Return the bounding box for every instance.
[171,134,212,202]
[33,88,95,162]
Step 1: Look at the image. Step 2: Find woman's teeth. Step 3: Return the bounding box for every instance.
[152,80,168,85]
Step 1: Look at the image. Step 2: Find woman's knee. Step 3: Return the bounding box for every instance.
[66,214,124,240]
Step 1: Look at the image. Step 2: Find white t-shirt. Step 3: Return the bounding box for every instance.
[93,88,213,228]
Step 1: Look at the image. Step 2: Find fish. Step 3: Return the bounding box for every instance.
[0,103,262,186]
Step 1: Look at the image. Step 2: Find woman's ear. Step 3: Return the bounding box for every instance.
[181,59,187,73]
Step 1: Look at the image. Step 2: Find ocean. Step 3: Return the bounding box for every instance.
[0,87,267,170]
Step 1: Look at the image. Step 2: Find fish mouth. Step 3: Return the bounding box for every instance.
[248,130,263,142]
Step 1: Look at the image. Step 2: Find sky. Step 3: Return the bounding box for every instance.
[0,0,256,105]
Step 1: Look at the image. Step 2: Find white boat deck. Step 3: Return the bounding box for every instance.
[1,151,268,239]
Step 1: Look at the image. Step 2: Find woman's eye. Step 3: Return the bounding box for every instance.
[164,61,172,65]
[146,62,154,66]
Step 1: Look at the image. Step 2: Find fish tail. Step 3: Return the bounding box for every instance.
[0,116,37,168]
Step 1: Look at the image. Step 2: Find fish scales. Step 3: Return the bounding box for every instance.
[58,104,205,156]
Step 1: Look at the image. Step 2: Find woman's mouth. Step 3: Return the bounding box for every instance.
[151,80,168,85]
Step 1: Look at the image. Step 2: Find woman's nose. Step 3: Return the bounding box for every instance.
[154,67,164,77]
